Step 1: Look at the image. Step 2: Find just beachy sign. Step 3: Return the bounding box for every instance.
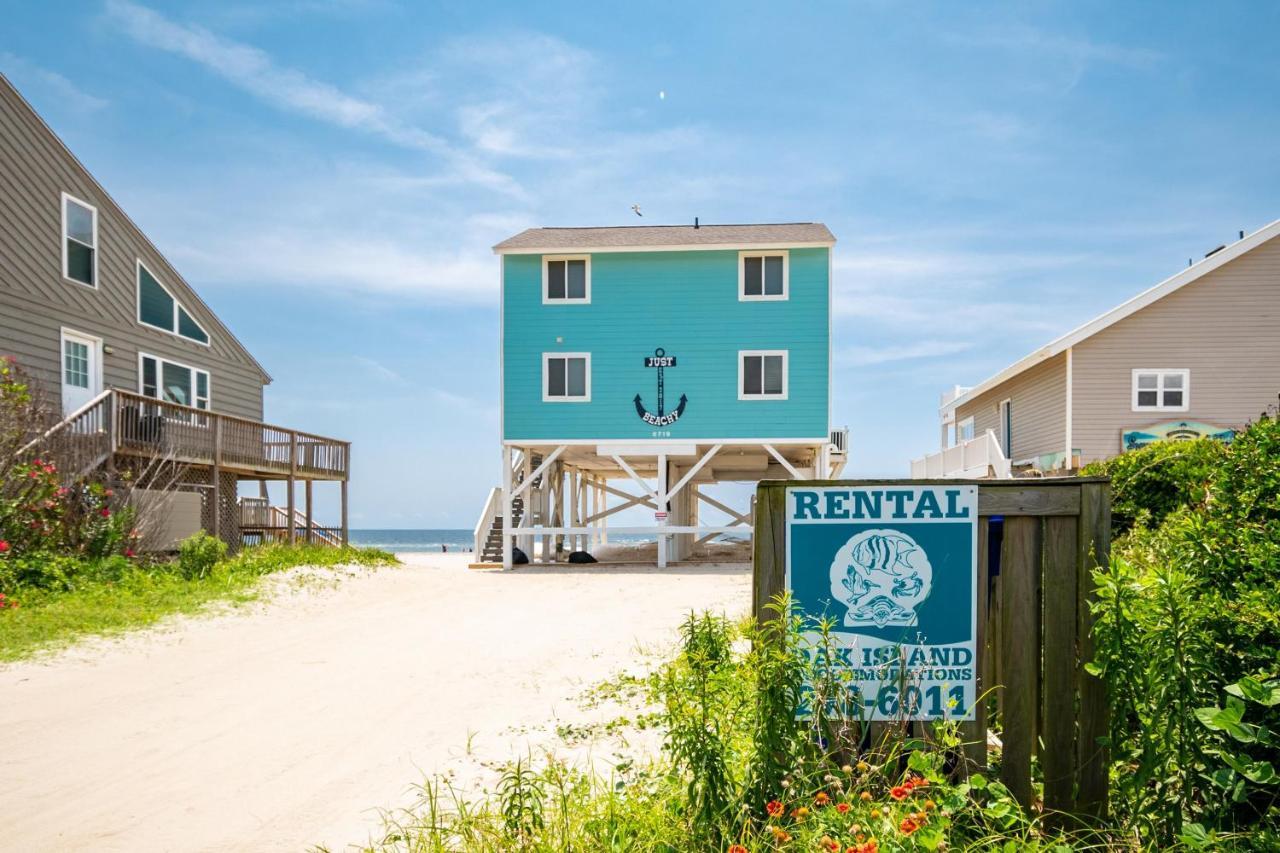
[785,485,978,721]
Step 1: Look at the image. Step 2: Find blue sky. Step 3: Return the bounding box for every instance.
[3,1,1278,528]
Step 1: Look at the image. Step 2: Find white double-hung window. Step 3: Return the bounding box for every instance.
[543,353,590,401]
[543,256,590,303]
[1132,369,1189,412]
[62,193,98,287]
[739,250,788,300]
[739,350,788,399]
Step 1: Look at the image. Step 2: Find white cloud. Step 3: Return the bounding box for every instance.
[104,0,522,197]
[169,231,496,302]
[0,52,108,113]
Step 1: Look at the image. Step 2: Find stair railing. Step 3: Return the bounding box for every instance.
[16,389,115,477]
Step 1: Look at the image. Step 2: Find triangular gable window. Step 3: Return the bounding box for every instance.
[137,261,209,345]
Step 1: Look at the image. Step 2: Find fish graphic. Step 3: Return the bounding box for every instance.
[840,565,875,603]
[851,534,917,577]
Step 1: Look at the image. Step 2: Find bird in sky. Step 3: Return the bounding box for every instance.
[631,204,643,217]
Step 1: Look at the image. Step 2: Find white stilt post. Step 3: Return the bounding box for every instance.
[657,453,668,569]
[502,445,513,570]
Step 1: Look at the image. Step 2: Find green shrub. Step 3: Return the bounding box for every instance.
[1081,437,1226,534]
[1090,414,1280,842]
[177,530,228,579]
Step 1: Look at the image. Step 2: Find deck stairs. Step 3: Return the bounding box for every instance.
[477,452,542,562]
[17,390,116,480]
[239,498,343,547]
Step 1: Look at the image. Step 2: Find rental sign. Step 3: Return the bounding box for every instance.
[785,485,978,721]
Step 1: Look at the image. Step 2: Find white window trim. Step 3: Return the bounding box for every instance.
[138,351,211,410]
[1131,368,1190,412]
[542,352,591,402]
[59,326,103,391]
[738,349,789,400]
[738,249,789,301]
[957,416,976,443]
[136,259,211,347]
[61,192,98,289]
[542,255,591,304]
[999,398,1012,456]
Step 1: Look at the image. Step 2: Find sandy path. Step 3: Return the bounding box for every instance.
[0,554,750,852]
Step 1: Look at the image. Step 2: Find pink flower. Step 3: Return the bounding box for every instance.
[100,508,111,518]
[0,541,6,554]
[124,549,136,558]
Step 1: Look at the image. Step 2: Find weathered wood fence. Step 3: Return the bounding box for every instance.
[753,478,1112,822]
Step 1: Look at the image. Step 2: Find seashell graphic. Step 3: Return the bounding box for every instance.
[829,529,933,628]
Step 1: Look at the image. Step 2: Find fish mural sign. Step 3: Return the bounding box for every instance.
[785,485,978,721]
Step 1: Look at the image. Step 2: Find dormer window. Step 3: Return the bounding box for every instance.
[739,250,788,301]
[62,193,98,287]
[543,256,590,303]
[137,260,210,345]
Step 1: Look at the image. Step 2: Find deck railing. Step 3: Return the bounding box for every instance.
[910,429,1012,480]
[109,389,349,480]
[26,389,348,481]
[18,389,115,475]
[239,497,343,546]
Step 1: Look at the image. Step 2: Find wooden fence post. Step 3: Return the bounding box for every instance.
[1042,512,1080,826]
[999,515,1041,810]
[961,518,990,775]
[1076,481,1111,818]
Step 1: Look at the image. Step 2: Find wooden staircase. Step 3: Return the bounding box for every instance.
[478,452,541,562]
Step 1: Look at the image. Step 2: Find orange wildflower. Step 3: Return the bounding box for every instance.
[859,791,872,802]
[889,786,909,801]
[836,802,851,814]
[728,846,748,853]
[924,799,936,812]
[765,800,784,817]
[815,791,831,806]
[899,817,919,835]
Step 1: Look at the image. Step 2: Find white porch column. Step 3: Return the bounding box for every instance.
[501,445,514,570]
[657,453,668,569]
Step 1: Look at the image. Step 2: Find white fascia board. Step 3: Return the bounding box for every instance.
[601,443,698,456]
[946,218,1280,413]
[504,437,828,447]
[494,241,835,255]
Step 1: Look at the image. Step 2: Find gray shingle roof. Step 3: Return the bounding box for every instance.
[493,222,835,252]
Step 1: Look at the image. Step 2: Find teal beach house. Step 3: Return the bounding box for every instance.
[475,223,847,568]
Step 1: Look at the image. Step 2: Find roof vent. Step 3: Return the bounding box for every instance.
[1205,244,1226,259]
[694,217,700,229]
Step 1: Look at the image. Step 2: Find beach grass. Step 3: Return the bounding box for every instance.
[0,544,397,663]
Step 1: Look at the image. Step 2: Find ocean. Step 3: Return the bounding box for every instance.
[347,528,743,554]
[348,529,476,553]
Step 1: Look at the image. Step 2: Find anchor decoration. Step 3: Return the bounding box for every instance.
[634,347,688,427]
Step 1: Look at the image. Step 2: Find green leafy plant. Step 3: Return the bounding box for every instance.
[1081,436,1226,535]
[177,530,228,579]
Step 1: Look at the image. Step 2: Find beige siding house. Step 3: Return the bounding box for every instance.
[917,220,1280,476]
[0,73,350,548]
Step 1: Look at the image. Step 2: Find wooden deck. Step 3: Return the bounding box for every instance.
[51,388,349,481]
